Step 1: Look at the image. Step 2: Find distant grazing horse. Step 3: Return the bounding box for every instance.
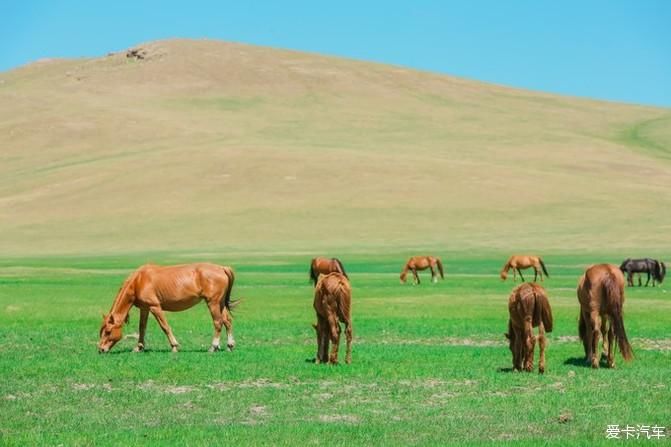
[309,257,348,287]
[619,258,666,287]
[500,255,549,282]
[577,264,633,368]
[313,272,352,364]
[98,263,238,353]
[505,283,553,373]
[400,256,444,285]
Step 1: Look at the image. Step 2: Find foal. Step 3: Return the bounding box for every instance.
[313,272,353,364]
[505,283,553,373]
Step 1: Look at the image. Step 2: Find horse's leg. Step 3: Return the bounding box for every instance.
[327,314,341,364]
[534,267,538,283]
[513,327,524,371]
[133,307,149,352]
[600,318,608,360]
[344,320,353,364]
[315,317,328,364]
[512,268,517,282]
[413,269,420,285]
[645,271,651,287]
[637,274,642,287]
[206,302,224,352]
[538,323,546,374]
[588,312,601,368]
[149,305,179,352]
[606,318,615,368]
[517,269,525,282]
[430,265,437,284]
[524,322,535,372]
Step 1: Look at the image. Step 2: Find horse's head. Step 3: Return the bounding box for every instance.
[399,271,407,284]
[500,270,508,281]
[98,313,124,353]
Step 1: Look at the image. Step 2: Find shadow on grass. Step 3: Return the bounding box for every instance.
[564,355,612,368]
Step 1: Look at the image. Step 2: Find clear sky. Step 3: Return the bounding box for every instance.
[2,1,670,107]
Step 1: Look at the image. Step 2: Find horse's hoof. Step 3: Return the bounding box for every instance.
[227,344,235,352]
[209,345,220,353]
[539,367,545,374]
[171,346,178,353]
[132,345,144,353]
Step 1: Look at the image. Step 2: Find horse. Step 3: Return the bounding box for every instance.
[98,263,238,353]
[504,283,553,373]
[399,256,444,285]
[313,272,352,364]
[577,264,633,368]
[500,255,549,282]
[309,257,348,286]
[619,258,666,287]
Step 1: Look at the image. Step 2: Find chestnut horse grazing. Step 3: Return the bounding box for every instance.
[577,264,633,368]
[313,272,352,364]
[98,263,237,353]
[309,257,348,286]
[505,283,553,373]
[400,256,444,285]
[500,255,549,282]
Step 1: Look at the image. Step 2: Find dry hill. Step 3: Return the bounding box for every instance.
[1,39,670,256]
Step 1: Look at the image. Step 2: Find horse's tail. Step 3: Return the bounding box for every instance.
[335,278,352,324]
[221,267,235,312]
[539,258,549,278]
[436,258,444,279]
[661,262,667,283]
[309,259,319,286]
[533,289,553,333]
[603,272,633,361]
[655,260,666,284]
[333,258,348,279]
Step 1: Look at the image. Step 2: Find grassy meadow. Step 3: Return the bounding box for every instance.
[1,39,670,445]
[1,252,669,446]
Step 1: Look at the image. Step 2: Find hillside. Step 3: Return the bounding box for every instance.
[0,39,670,256]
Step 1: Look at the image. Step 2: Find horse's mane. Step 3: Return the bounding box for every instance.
[332,258,348,279]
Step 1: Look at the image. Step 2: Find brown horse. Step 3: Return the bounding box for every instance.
[309,257,348,286]
[577,264,633,368]
[399,256,444,285]
[500,255,549,282]
[505,283,553,373]
[313,272,352,364]
[98,263,238,353]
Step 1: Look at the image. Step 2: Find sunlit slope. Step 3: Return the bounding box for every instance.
[1,39,669,256]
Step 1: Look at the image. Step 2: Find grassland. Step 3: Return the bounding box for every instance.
[1,253,669,446]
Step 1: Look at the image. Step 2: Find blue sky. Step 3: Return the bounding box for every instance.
[2,1,670,107]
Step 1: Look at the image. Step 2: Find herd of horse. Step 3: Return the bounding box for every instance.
[97,255,665,373]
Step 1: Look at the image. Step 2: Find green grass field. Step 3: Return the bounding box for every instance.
[1,253,669,446]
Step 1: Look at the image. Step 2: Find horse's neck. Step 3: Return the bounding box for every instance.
[501,262,511,273]
[110,289,134,321]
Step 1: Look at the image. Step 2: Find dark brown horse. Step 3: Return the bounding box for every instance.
[505,283,553,373]
[619,258,666,287]
[399,256,444,285]
[98,263,238,353]
[309,257,348,286]
[500,255,549,282]
[313,272,352,364]
[577,264,633,368]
